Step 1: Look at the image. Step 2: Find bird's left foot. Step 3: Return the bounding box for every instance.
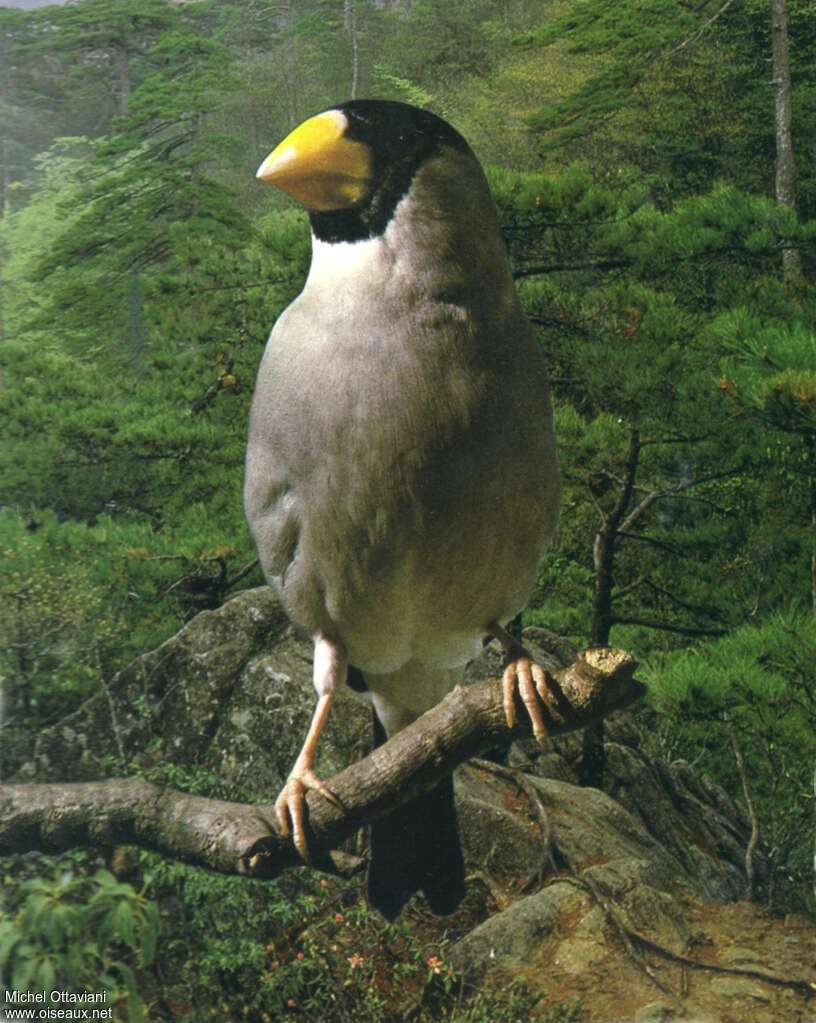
[500,656,552,742]
[487,622,553,743]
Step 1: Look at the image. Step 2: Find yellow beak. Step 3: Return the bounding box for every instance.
[256,110,373,212]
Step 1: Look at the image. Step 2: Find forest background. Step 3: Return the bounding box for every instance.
[1,0,815,1019]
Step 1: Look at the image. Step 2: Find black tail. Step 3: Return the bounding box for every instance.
[366,710,465,920]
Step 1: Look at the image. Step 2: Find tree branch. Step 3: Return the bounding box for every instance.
[726,720,760,900]
[618,469,734,534]
[668,0,737,55]
[513,258,632,279]
[642,577,721,619]
[609,615,726,637]
[0,648,644,880]
[616,529,681,556]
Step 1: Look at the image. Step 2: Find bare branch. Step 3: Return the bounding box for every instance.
[613,574,648,599]
[513,258,631,279]
[642,577,721,619]
[593,430,641,560]
[668,0,737,55]
[617,530,681,556]
[609,430,642,533]
[726,720,760,900]
[0,649,644,880]
[618,469,734,534]
[609,615,726,637]
[225,559,260,591]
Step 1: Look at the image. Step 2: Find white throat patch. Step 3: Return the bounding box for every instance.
[306,233,393,290]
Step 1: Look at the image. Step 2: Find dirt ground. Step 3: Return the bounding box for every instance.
[530,899,816,1023]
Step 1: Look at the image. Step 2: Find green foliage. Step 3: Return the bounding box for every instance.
[0,504,265,775]
[490,162,810,645]
[3,0,816,1014]
[717,310,816,435]
[0,511,127,775]
[137,861,582,1022]
[521,0,816,205]
[645,614,816,912]
[0,862,159,1021]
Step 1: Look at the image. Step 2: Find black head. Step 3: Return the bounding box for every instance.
[312,100,471,243]
[256,99,472,244]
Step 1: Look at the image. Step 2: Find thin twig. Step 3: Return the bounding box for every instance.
[557,868,673,995]
[726,719,760,899]
[468,759,554,891]
[630,929,816,998]
[669,0,738,55]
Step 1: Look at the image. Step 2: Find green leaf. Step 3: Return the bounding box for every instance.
[0,920,22,967]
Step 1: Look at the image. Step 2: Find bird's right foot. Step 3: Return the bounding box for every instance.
[275,763,342,861]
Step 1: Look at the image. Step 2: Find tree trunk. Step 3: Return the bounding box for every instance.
[726,721,759,900]
[771,0,802,280]
[344,0,360,100]
[115,39,131,117]
[807,435,816,615]
[581,429,642,788]
[582,528,614,787]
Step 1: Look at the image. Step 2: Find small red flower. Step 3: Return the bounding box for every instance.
[427,955,443,975]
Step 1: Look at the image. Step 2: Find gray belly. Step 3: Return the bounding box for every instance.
[246,289,560,673]
[274,420,559,674]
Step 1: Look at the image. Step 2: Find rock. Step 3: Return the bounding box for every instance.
[454,766,552,895]
[708,976,772,1002]
[617,882,691,955]
[719,945,762,964]
[634,1002,679,1023]
[552,907,610,974]
[449,881,588,977]
[451,772,693,975]
[526,731,761,903]
[19,587,370,800]
[17,586,810,1023]
[529,776,670,868]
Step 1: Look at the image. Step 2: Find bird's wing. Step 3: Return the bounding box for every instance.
[244,315,305,585]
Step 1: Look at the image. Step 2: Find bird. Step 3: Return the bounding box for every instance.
[245,99,561,919]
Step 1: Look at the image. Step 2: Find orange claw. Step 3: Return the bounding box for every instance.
[488,621,552,743]
[501,657,551,742]
[275,763,342,861]
[276,635,347,860]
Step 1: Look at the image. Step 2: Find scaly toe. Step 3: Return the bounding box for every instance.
[275,766,344,861]
[501,657,551,743]
[276,776,310,859]
[502,664,518,729]
[299,767,343,810]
